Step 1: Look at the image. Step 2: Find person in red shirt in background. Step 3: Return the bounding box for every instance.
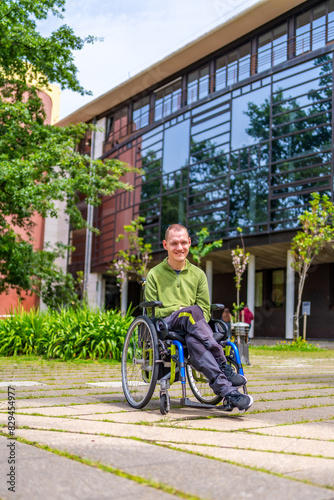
[240,305,254,334]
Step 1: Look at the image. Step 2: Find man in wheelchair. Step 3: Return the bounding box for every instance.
[145,223,253,411]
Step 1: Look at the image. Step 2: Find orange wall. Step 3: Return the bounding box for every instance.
[0,87,57,315]
[0,213,45,315]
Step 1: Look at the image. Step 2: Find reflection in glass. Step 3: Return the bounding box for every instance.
[258,30,272,72]
[187,66,209,105]
[258,23,287,73]
[255,272,263,307]
[216,57,227,91]
[191,114,229,135]
[272,24,288,66]
[192,123,229,143]
[231,85,270,150]
[230,167,268,228]
[215,44,250,91]
[106,107,128,147]
[161,191,187,234]
[190,137,230,165]
[192,94,231,117]
[270,190,331,228]
[141,130,163,151]
[133,96,150,131]
[162,167,188,193]
[227,51,238,86]
[154,79,182,121]
[199,66,210,100]
[189,153,229,183]
[313,4,326,50]
[272,270,284,307]
[271,155,331,186]
[328,0,334,42]
[163,119,190,173]
[296,11,311,55]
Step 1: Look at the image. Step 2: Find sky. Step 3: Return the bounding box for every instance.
[40,0,261,120]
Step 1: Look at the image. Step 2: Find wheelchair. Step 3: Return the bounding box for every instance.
[121,300,247,415]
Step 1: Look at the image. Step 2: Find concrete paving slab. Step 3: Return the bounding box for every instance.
[77,411,169,424]
[12,429,333,500]
[249,389,334,399]
[250,395,334,412]
[0,436,176,500]
[170,443,334,488]
[249,420,334,440]
[9,403,132,416]
[3,395,125,408]
[170,406,334,430]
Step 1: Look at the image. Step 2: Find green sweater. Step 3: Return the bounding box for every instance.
[145,258,211,322]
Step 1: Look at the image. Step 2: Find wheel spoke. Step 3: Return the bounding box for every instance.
[122,317,158,409]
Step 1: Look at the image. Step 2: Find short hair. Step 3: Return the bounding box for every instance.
[164,223,189,241]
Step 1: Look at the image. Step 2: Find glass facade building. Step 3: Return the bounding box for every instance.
[66,0,334,339]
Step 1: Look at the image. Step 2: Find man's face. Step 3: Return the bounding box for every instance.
[163,228,191,268]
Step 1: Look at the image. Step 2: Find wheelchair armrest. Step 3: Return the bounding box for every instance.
[139,300,163,309]
[211,303,225,311]
[209,319,229,342]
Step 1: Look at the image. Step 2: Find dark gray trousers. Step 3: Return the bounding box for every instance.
[164,305,233,397]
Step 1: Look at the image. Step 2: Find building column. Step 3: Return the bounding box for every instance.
[41,199,69,311]
[285,250,295,339]
[206,260,213,302]
[247,254,255,338]
[83,117,106,301]
[121,276,128,315]
[87,273,103,309]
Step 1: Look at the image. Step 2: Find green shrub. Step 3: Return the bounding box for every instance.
[0,306,133,360]
[0,308,48,356]
[251,337,323,352]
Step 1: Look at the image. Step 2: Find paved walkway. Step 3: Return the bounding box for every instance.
[0,350,334,500]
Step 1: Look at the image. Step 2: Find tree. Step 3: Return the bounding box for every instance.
[291,193,334,339]
[189,227,222,268]
[0,0,133,305]
[231,228,250,319]
[111,217,152,287]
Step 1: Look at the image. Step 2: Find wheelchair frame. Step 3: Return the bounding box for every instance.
[121,300,247,415]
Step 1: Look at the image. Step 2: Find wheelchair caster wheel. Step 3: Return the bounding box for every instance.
[160,393,170,415]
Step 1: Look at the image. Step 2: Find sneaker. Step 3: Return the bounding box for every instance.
[220,362,247,387]
[225,390,253,411]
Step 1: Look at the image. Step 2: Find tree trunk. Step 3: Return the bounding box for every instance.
[294,267,307,340]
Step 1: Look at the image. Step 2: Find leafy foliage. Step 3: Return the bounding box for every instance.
[110,217,152,286]
[0,0,98,95]
[189,227,222,268]
[291,192,334,338]
[0,306,133,360]
[0,0,134,300]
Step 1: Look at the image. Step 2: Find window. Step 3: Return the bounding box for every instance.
[258,23,287,73]
[105,107,128,148]
[272,270,284,307]
[296,3,328,55]
[133,96,150,131]
[231,85,270,150]
[154,79,182,121]
[187,66,209,105]
[255,272,263,307]
[215,43,251,92]
[163,119,190,173]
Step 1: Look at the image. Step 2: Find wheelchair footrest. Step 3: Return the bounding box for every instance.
[181,398,233,412]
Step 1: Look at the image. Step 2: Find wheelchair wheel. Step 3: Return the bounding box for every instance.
[186,356,244,404]
[121,316,159,409]
[186,365,223,405]
[226,355,248,394]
